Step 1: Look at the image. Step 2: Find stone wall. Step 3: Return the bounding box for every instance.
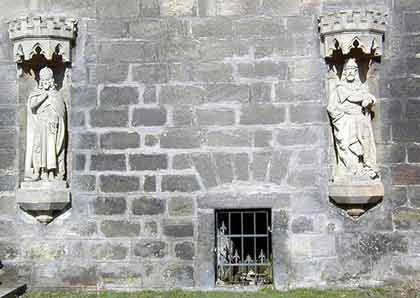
[0,0,419,291]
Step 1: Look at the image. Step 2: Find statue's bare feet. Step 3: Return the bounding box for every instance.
[40,171,48,181]
[48,171,55,181]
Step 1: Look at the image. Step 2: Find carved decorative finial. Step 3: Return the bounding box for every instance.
[7,15,77,63]
[318,10,387,58]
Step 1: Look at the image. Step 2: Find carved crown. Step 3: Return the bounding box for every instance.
[318,10,387,58]
[8,16,77,63]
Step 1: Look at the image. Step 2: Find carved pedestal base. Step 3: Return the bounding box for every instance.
[16,181,70,224]
[329,181,384,218]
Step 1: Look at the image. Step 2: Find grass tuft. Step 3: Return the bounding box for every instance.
[22,288,408,298]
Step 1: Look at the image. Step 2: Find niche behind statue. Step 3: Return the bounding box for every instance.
[16,48,72,225]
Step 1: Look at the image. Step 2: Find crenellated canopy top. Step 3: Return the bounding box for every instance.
[7,15,77,63]
[318,10,387,58]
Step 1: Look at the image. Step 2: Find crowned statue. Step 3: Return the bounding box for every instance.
[24,67,67,182]
[327,58,380,182]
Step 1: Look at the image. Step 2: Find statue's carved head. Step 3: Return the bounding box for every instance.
[39,67,55,91]
[343,58,358,83]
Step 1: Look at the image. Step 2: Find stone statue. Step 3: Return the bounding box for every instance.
[24,67,66,182]
[327,58,379,182]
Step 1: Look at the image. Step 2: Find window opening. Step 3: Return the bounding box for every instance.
[215,209,272,286]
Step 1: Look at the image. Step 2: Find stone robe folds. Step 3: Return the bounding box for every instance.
[327,80,378,180]
[25,88,66,178]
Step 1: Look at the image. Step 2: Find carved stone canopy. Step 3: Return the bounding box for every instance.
[319,10,386,58]
[8,16,77,63]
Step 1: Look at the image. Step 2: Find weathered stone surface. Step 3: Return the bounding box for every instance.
[291,216,314,234]
[192,63,233,82]
[168,197,193,216]
[71,86,97,108]
[160,0,196,16]
[100,132,140,149]
[192,17,233,38]
[172,154,191,170]
[175,242,194,260]
[132,108,167,126]
[0,196,16,217]
[144,134,159,147]
[95,64,128,83]
[134,240,166,258]
[238,61,288,79]
[234,153,249,181]
[93,197,127,215]
[290,103,327,123]
[161,128,201,149]
[276,127,321,146]
[143,86,157,103]
[91,241,129,260]
[250,82,272,102]
[191,153,218,188]
[162,264,194,287]
[159,85,205,105]
[240,104,285,125]
[393,208,420,230]
[206,84,249,103]
[132,64,168,83]
[144,175,156,192]
[392,121,420,142]
[129,19,162,40]
[70,110,85,127]
[73,132,98,150]
[392,165,420,185]
[100,86,139,107]
[0,241,18,259]
[213,153,234,184]
[97,0,140,18]
[100,175,140,193]
[173,106,195,127]
[207,129,251,147]
[269,151,291,184]
[161,175,201,192]
[91,154,126,171]
[90,109,128,127]
[100,220,141,238]
[72,175,96,192]
[0,150,15,171]
[0,108,15,127]
[251,151,271,181]
[407,145,420,163]
[129,154,168,171]
[144,221,158,236]
[163,220,194,237]
[359,233,408,260]
[196,108,235,126]
[132,197,165,215]
[0,129,16,150]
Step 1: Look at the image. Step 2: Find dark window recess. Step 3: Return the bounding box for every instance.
[215,209,272,286]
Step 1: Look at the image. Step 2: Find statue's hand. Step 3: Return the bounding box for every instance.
[362,98,371,108]
[369,94,377,105]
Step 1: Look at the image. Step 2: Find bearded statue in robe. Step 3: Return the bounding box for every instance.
[24,67,66,182]
[327,58,379,182]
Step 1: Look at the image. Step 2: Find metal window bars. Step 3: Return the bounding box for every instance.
[215,209,272,286]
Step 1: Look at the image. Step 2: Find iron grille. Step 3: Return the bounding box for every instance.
[215,209,272,286]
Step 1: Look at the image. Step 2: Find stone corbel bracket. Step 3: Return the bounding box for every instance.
[319,10,386,59]
[8,15,77,63]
